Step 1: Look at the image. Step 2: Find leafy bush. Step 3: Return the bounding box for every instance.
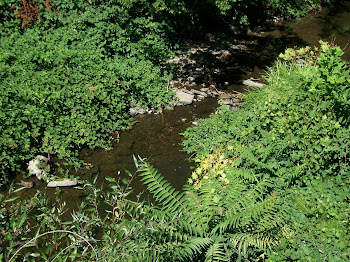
[204,0,330,25]
[0,1,176,183]
[267,179,350,261]
[183,41,350,260]
[184,41,350,185]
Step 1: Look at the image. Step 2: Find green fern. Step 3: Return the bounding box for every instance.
[136,158,284,261]
[173,237,213,261]
[139,161,190,215]
[205,240,229,262]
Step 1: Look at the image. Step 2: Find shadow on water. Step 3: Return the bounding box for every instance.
[2,1,350,211]
[170,20,311,94]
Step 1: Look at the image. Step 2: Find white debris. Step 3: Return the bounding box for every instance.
[28,155,50,180]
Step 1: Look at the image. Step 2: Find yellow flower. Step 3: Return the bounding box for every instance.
[195,167,202,174]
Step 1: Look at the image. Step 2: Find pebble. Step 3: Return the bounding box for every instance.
[191,89,208,97]
[20,180,34,188]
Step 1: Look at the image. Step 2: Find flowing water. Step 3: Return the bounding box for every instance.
[2,2,350,210]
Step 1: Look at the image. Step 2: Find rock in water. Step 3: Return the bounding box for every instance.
[219,93,233,105]
[20,180,34,188]
[175,90,194,104]
[47,178,78,187]
[242,79,264,88]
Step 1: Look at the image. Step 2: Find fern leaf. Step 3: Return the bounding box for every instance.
[228,232,275,257]
[138,160,189,215]
[205,241,228,262]
[173,237,213,261]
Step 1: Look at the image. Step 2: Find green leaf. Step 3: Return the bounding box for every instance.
[105,176,114,183]
[18,213,27,228]
[13,186,27,193]
[5,196,20,203]
[30,253,41,257]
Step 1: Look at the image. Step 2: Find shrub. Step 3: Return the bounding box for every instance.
[184,41,350,186]
[183,41,350,260]
[0,1,175,184]
[267,179,350,261]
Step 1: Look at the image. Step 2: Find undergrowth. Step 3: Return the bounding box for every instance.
[0,0,334,184]
[0,0,348,260]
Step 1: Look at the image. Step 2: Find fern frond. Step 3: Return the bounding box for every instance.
[138,160,190,216]
[205,241,228,262]
[228,232,275,257]
[213,190,280,235]
[173,237,213,261]
[184,179,223,231]
[177,218,205,237]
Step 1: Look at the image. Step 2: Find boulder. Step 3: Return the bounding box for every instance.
[175,90,194,104]
[191,89,208,97]
[219,93,232,105]
[231,98,241,103]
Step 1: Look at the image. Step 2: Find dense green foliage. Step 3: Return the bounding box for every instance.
[1,42,348,261]
[184,42,350,184]
[183,41,350,260]
[1,0,347,261]
[0,0,177,183]
[0,0,331,35]
[0,0,332,183]
[206,0,331,25]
